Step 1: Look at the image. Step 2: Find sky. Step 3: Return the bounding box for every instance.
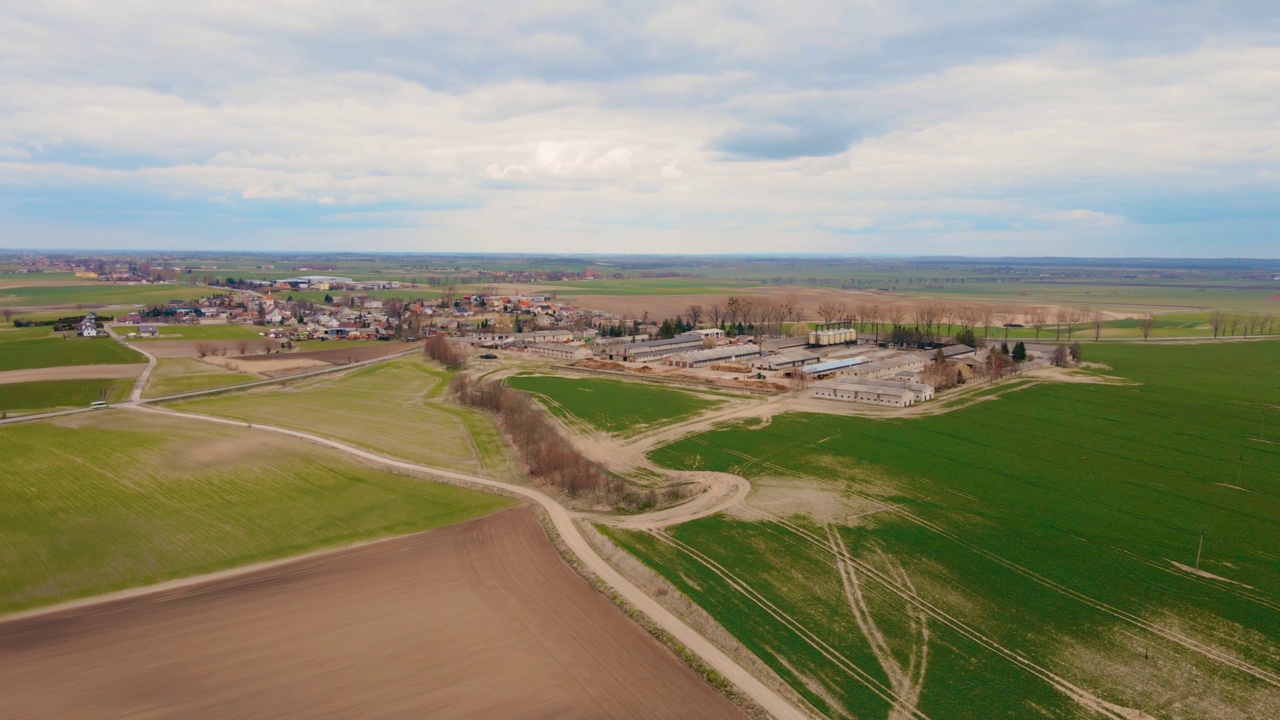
[1,1,1278,257]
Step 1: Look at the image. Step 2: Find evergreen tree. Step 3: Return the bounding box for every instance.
[1001,341,1009,356]
[324,294,333,303]
[658,318,675,339]
[1012,341,1027,362]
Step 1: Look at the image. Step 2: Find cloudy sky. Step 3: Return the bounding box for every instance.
[2,1,1278,256]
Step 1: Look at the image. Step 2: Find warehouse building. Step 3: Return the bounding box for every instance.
[528,343,593,361]
[664,344,762,368]
[844,354,928,380]
[799,356,871,378]
[754,347,820,371]
[606,334,705,362]
[813,378,935,407]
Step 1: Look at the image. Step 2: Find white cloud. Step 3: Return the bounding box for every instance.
[0,1,1277,254]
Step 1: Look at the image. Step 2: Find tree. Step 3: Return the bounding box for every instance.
[1090,309,1105,341]
[1012,341,1027,362]
[954,327,978,348]
[708,303,725,329]
[323,294,333,304]
[977,305,995,341]
[1052,345,1069,366]
[1069,341,1082,362]
[816,301,843,324]
[236,339,250,355]
[1,307,12,324]
[725,296,743,325]
[685,304,704,329]
[1137,314,1156,341]
[657,318,675,339]
[1028,307,1048,340]
[194,341,213,358]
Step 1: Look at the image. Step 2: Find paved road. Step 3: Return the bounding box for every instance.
[132,404,810,720]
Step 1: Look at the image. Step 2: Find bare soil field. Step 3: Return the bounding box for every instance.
[0,363,145,385]
[0,507,743,720]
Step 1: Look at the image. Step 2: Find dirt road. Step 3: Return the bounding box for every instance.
[0,508,745,719]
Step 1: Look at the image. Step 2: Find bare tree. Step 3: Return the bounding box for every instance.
[725,296,743,326]
[782,292,800,323]
[236,339,250,355]
[685,303,704,329]
[707,302,725,328]
[1090,309,1105,341]
[885,304,905,329]
[439,283,458,308]
[1227,315,1240,336]
[194,341,213,358]
[816,301,843,324]
[0,308,12,324]
[977,305,995,341]
[866,304,882,344]
[1208,310,1227,338]
[1029,307,1049,341]
[1137,314,1156,340]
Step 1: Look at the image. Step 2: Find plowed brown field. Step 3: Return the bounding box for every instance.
[0,507,743,719]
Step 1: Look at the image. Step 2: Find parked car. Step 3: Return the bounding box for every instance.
[479,353,498,359]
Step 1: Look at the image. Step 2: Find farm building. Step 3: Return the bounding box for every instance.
[754,347,820,371]
[844,354,929,380]
[938,344,977,360]
[762,336,809,352]
[686,328,726,341]
[591,334,650,354]
[518,329,575,344]
[799,356,871,378]
[664,344,762,368]
[138,325,159,338]
[528,343,593,361]
[607,334,704,362]
[813,378,935,407]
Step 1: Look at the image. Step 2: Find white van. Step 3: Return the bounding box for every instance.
[89,401,109,409]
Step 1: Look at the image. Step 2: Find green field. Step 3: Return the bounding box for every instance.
[607,340,1280,719]
[0,411,513,614]
[505,375,725,437]
[142,358,260,399]
[0,282,213,308]
[171,356,517,478]
[125,323,265,340]
[0,328,146,371]
[0,379,132,415]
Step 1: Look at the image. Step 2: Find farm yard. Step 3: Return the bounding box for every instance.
[0,509,745,720]
[0,410,513,615]
[170,356,517,478]
[505,375,726,437]
[0,326,145,372]
[605,340,1280,719]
